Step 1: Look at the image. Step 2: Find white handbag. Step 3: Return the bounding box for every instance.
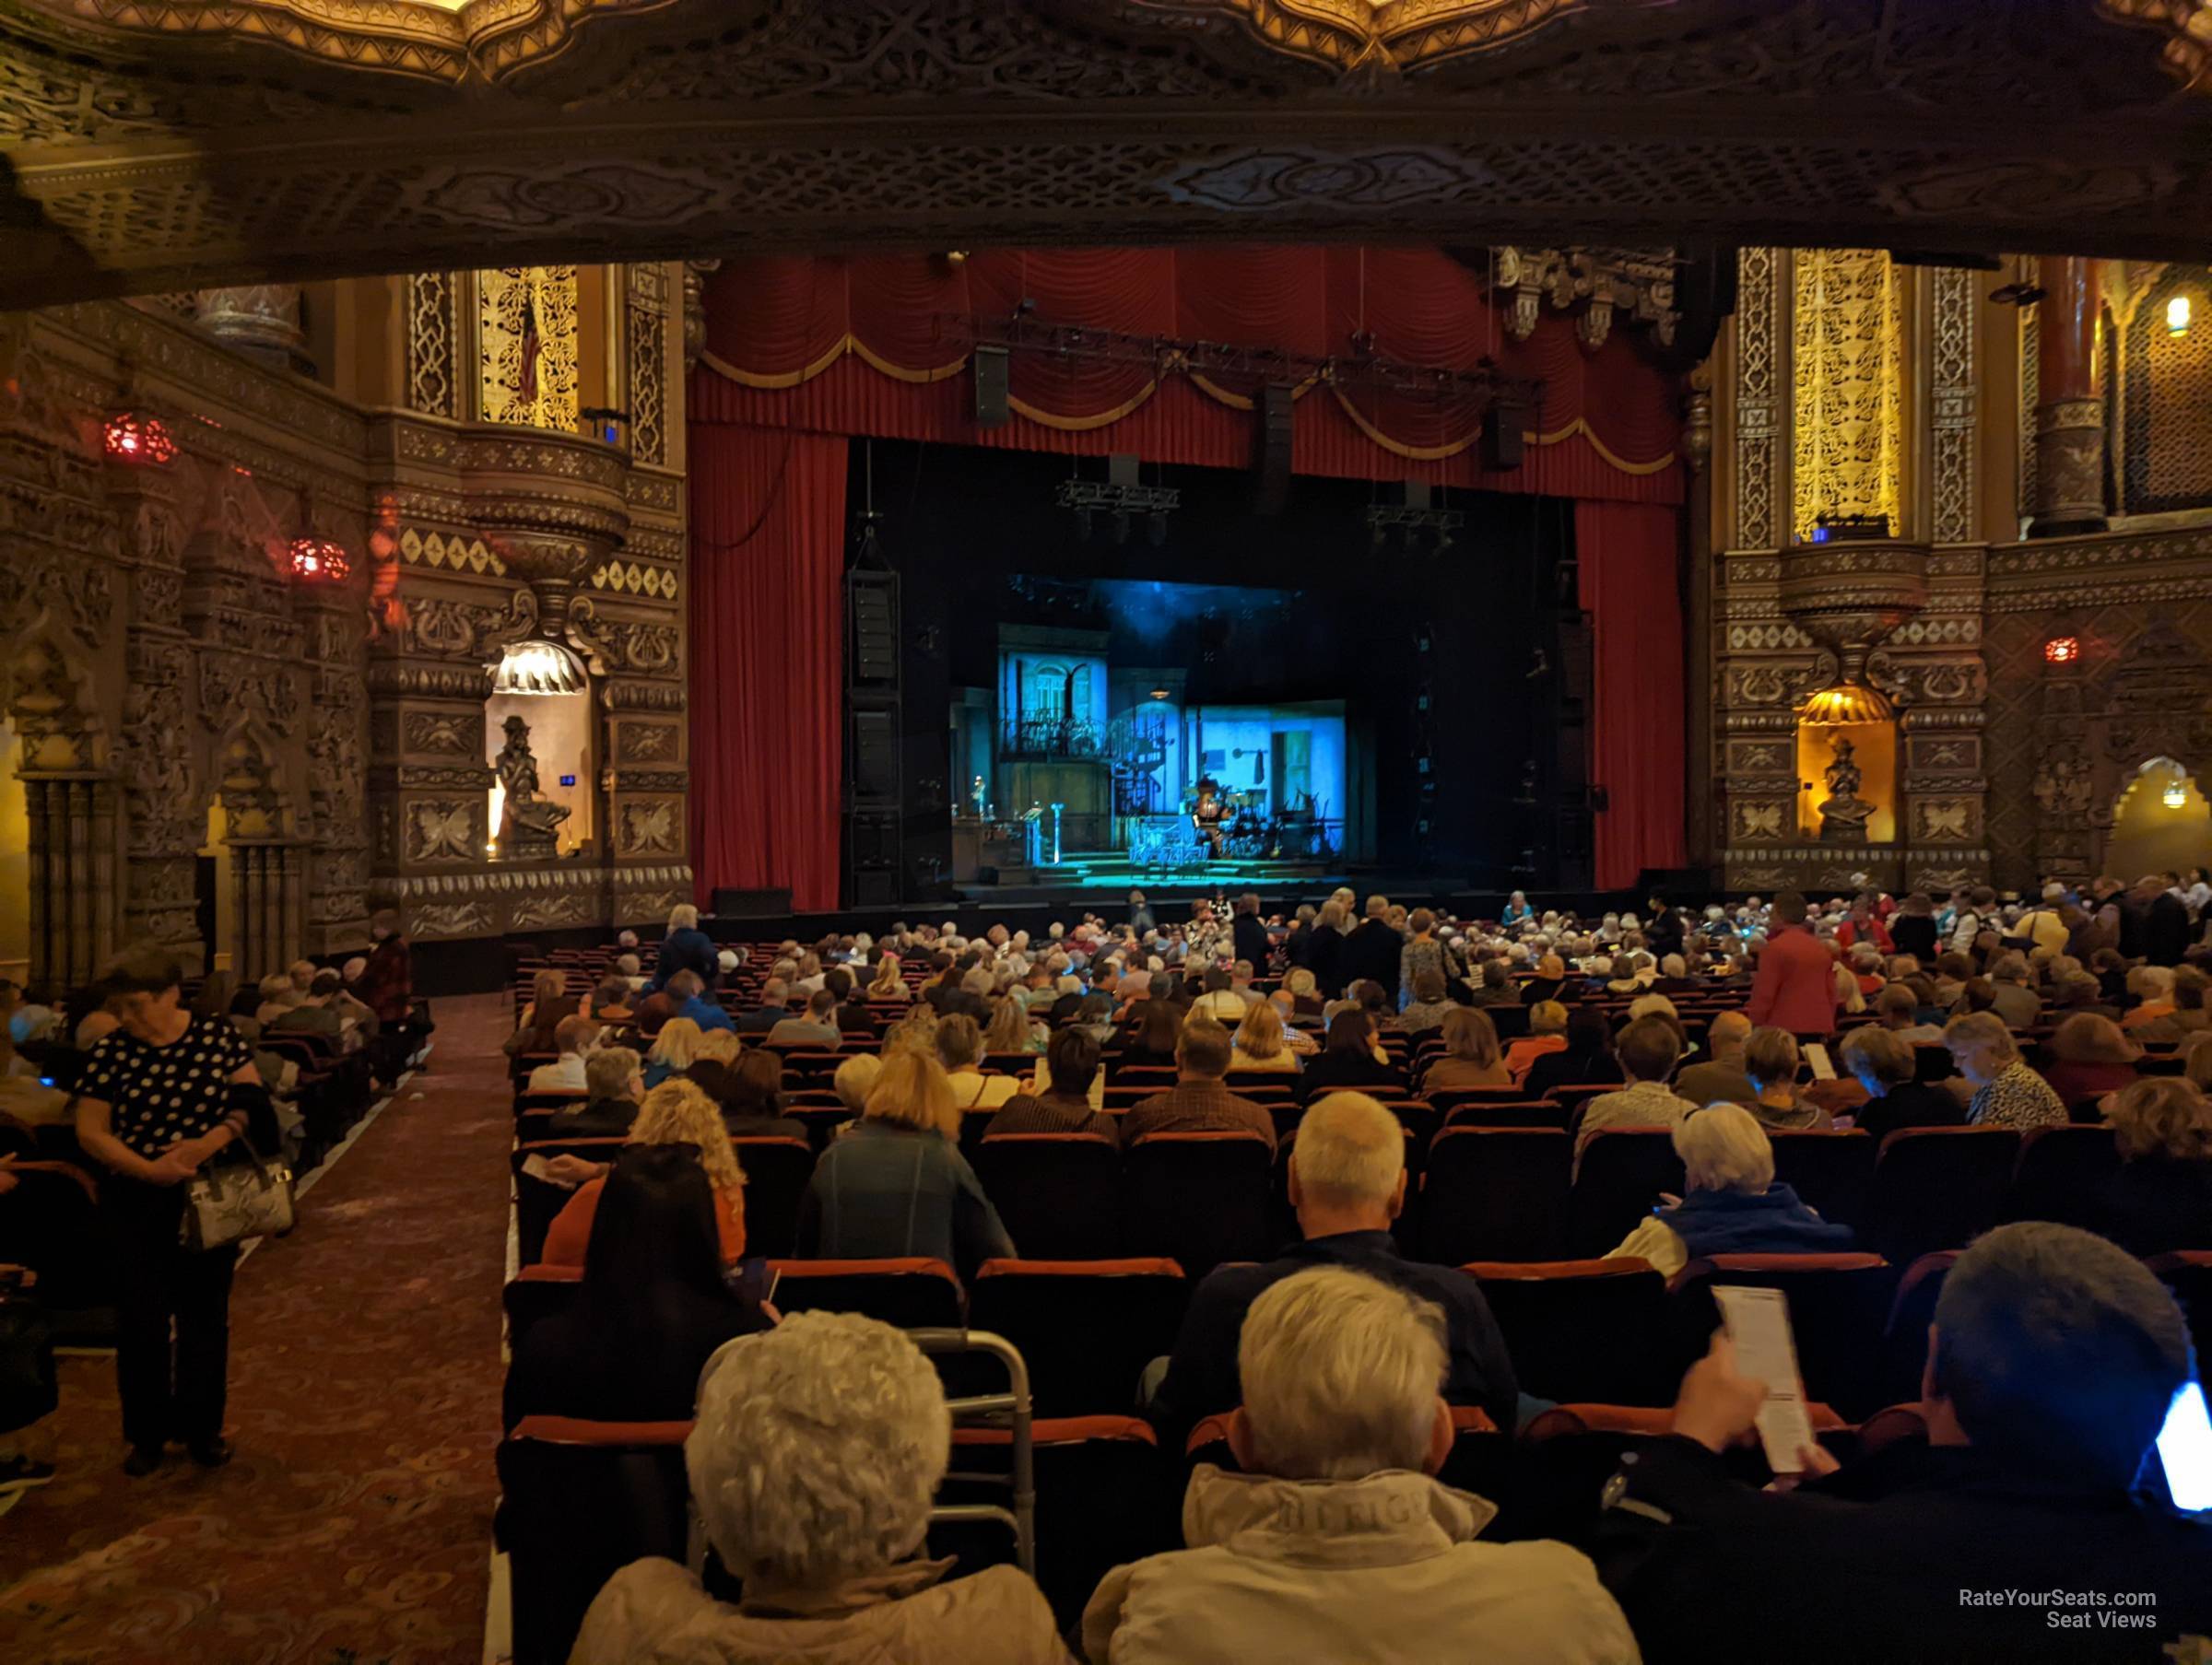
[180,1139,296,1252]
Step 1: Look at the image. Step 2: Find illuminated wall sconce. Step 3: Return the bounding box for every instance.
[2042,635,2080,665]
[2168,293,2193,337]
[288,536,352,581]
[103,410,177,465]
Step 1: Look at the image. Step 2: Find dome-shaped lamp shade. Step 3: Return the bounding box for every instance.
[491,639,586,696]
[288,536,351,581]
[104,410,177,465]
[1797,681,1895,725]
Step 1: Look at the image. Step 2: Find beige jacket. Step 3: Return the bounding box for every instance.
[1082,1466,1641,1665]
[571,1554,1072,1665]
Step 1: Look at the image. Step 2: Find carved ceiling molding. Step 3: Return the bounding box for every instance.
[1,1,2209,305]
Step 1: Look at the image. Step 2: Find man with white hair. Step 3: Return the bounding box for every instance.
[573,1312,1065,1661]
[1673,1010,1758,1107]
[644,901,719,994]
[1149,1092,1517,1448]
[1088,1266,1636,1664]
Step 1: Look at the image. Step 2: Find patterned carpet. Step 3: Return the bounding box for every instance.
[0,994,514,1665]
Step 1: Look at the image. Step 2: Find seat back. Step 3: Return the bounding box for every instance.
[1877,1249,1961,1408]
[1121,1132,1274,1276]
[973,1134,1123,1260]
[1866,1128,2022,1265]
[2146,1251,2212,1357]
[2005,1124,2119,1227]
[730,1136,815,1258]
[970,1259,1189,1416]
[503,1263,583,1350]
[942,1418,1176,1631]
[1671,1252,1895,1420]
[495,1417,691,1665]
[1767,1130,1877,1230]
[1465,1258,1673,1404]
[767,1257,965,1328]
[1569,1129,1687,1257]
[1419,1129,1571,1263]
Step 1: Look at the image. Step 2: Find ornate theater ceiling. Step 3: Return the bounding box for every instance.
[0,0,2207,309]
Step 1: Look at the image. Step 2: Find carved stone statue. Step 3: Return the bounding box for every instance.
[1816,734,1875,844]
[494,713,570,858]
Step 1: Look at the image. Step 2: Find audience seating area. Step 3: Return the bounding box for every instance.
[491,933,2212,1662]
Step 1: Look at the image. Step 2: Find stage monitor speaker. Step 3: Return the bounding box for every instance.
[1481,404,1526,471]
[974,345,1010,429]
[712,887,793,919]
[1254,382,1293,515]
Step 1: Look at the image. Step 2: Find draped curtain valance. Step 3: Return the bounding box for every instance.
[694,246,1684,504]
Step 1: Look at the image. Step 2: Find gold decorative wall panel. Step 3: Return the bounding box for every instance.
[625,262,669,469]
[1930,266,1977,545]
[478,266,579,433]
[406,270,463,420]
[1792,248,1901,540]
[1734,246,1780,552]
[2142,287,2212,506]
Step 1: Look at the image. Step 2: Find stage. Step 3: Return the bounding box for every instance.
[953,850,1400,904]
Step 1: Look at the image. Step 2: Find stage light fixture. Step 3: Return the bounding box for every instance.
[1148,510,1168,545]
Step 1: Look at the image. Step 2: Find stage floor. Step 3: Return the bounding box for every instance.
[956,852,1470,905]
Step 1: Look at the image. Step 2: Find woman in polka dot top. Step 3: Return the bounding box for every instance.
[73,946,262,1477]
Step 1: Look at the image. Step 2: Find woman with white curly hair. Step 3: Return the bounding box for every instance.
[571,1310,1068,1663]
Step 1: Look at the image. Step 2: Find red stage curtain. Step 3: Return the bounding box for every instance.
[696,248,1683,504]
[688,426,847,913]
[1577,501,1688,890]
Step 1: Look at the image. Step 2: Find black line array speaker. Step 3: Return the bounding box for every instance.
[974,344,1010,429]
[1481,403,1526,471]
[1254,381,1294,515]
[850,705,900,803]
[849,579,899,686]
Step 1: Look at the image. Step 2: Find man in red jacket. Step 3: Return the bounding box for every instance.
[1745,891,1838,1038]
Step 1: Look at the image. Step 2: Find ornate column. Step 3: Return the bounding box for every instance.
[107,462,206,969]
[301,578,371,952]
[1681,362,1715,868]
[2029,256,2106,536]
[194,285,312,376]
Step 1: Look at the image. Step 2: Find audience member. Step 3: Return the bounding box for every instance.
[1269,967,1326,1022]
[1741,1027,1830,1132]
[1871,981,1946,1044]
[1296,1009,1400,1102]
[644,902,720,994]
[1574,1016,1699,1163]
[764,989,842,1049]
[1506,1000,1571,1083]
[546,1046,644,1139]
[1124,1020,1277,1148]
[1421,1007,1512,1093]
[991,1028,1119,1143]
[795,1050,1014,1277]
[1520,954,1569,1006]
[504,1145,767,1429]
[1099,1265,1630,1664]
[1945,1013,2066,1129]
[663,970,734,1035]
[1594,1223,2210,1663]
[1836,1026,1963,1143]
[1393,967,1457,1033]
[1745,892,1838,1038]
[1344,894,1405,1004]
[1227,1002,1301,1076]
[541,1080,746,1268]
[2136,964,2211,1042]
[641,1017,703,1089]
[934,1013,1019,1110]
[356,909,413,1028]
[983,992,1048,1055]
[1523,1007,1624,1101]
[573,1312,1065,1663]
[1671,1011,1757,1107]
[1979,952,2041,1029]
[1605,1104,1855,1279]
[524,1014,596,1096]
[2090,1076,2212,1257]
[719,1049,805,1140]
[2041,1012,2143,1107]
[1148,1094,1518,1448]
[831,1050,883,1117]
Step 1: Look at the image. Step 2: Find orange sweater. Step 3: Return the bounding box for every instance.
[542,1175,746,1267]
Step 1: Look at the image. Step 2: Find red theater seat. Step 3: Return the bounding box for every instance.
[768,1257,966,1328]
[970,1259,1188,1415]
[1866,1127,2020,1266]
[1464,1258,1673,1405]
[973,1133,1122,1260]
[1122,1131,1273,1277]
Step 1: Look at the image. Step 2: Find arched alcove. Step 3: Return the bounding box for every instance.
[2107,756,2211,883]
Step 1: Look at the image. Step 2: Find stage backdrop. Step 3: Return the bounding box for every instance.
[689,245,1687,907]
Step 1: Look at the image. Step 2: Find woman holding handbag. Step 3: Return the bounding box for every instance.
[72,948,268,1476]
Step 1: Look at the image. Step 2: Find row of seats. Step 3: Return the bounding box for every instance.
[511,1118,2142,1275]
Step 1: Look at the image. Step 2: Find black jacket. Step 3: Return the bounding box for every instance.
[1343,919,1405,1001]
[1594,1436,2212,1665]
[1852,1081,1967,1144]
[2146,892,2194,967]
[1306,925,1346,999]
[1231,914,1272,972]
[1644,908,1687,960]
[1149,1231,1519,1451]
[648,926,721,993]
[1889,914,1940,962]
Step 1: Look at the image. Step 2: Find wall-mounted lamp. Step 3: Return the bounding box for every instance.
[2169,293,2193,337]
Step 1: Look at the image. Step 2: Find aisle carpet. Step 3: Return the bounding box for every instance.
[0,994,513,1665]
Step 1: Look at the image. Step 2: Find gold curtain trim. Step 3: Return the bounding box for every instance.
[1008,382,1163,430]
[699,346,1676,474]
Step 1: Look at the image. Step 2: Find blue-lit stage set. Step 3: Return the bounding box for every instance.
[947,580,1361,892]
